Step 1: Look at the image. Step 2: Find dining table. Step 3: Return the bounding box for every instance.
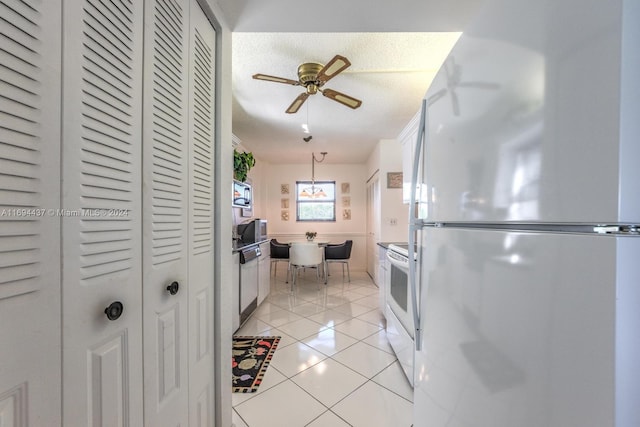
[285,238,331,245]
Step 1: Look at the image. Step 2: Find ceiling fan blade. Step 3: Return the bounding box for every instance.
[344,68,437,75]
[253,73,300,86]
[457,81,501,90]
[444,57,454,80]
[451,90,461,116]
[426,89,447,106]
[321,88,362,109]
[316,55,351,84]
[286,92,309,114]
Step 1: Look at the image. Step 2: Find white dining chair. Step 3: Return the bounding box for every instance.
[288,243,325,291]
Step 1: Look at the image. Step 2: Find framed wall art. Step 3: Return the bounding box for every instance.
[387,172,403,189]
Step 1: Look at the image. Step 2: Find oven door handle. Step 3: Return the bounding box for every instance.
[386,251,409,271]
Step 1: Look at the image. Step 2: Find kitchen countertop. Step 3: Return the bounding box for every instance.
[232,239,270,253]
[377,241,407,250]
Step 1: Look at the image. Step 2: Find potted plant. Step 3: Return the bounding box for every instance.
[305,231,317,241]
[233,149,255,182]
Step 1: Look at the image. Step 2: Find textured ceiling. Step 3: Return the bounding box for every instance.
[217,0,480,32]
[221,0,476,164]
[232,32,460,164]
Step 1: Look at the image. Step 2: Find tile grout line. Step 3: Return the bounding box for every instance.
[234,272,412,426]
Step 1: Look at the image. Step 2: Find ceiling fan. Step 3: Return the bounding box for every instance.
[252,54,362,114]
[443,56,500,116]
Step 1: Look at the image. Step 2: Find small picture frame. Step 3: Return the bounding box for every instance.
[387,172,403,189]
[342,196,350,207]
[281,210,289,221]
[281,184,289,195]
[342,209,351,220]
[281,198,289,209]
[341,182,350,194]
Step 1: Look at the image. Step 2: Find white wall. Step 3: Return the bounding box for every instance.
[367,139,409,243]
[266,163,366,234]
[232,144,268,232]
[236,142,409,272]
[245,160,368,271]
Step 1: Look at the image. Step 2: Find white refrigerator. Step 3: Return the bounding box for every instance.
[409,0,640,426]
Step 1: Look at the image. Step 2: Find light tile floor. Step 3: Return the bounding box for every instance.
[232,268,413,427]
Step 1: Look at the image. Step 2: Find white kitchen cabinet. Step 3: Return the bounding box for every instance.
[232,251,240,332]
[258,241,271,305]
[378,245,388,315]
[400,109,421,204]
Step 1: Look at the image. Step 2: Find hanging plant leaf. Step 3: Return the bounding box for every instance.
[233,149,255,182]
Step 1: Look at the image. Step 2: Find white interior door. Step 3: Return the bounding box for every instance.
[0,1,62,425]
[61,1,144,425]
[187,1,216,424]
[142,0,190,425]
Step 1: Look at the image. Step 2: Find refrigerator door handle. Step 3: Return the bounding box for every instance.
[408,99,427,351]
[593,225,640,235]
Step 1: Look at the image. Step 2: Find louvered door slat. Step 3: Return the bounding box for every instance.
[149,0,185,265]
[189,27,213,255]
[0,0,46,294]
[0,0,62,424]
[85,0,133,47]
[62,0,143,425]
[142,0,189,425]
[187,2,215,424]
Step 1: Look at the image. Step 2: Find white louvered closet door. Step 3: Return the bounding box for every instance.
[61,1,144,425]
[0,1,62,425]
[141,0,189,425]
[187,1,216,424]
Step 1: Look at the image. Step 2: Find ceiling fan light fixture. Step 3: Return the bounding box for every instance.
[298,62,324,84]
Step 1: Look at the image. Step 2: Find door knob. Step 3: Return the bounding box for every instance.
[166,281,180,296]
[104,301,124,321]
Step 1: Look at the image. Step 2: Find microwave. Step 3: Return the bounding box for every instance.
[232,180,252,208]
[237,219,267,244]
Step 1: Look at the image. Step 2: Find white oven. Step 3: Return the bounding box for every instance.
[385,244,415,386]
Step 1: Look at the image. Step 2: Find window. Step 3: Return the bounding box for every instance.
[296,181,336,221]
